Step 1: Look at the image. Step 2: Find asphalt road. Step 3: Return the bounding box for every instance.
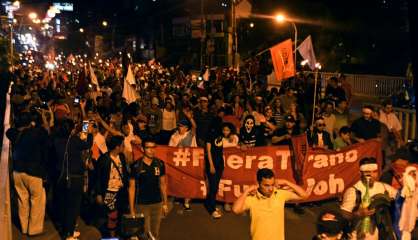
[159,201,338,240]
[12,200,339,240]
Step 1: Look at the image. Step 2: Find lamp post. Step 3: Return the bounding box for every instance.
[275,14,298,73]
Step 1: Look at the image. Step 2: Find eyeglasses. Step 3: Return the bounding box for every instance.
[317,123,326,127]
[144,145,156,149]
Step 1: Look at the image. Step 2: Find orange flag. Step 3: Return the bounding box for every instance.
[270,39,295,82]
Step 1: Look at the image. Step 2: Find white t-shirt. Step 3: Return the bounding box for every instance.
[169,130,197,147]
[341,180,397,213]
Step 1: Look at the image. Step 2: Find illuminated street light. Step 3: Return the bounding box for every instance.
[102,20,108,27]
[28,12,37,20]
[79,28,84,33]
[275,14,285,23]
[249,22,255,28]
[32,19,41,24]
[301,59,309,66]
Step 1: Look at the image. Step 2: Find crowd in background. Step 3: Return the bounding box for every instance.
[4,54,416,239]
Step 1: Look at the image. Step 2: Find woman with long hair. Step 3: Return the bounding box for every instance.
[205,122,238,218]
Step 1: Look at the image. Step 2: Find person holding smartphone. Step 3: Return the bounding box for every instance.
[54,119,93,240]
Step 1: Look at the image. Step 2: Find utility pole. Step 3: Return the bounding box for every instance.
[9,23,13,71]
[407,0,418,139]
[200,0,206,69]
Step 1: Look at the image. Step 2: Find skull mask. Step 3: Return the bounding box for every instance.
[244,117,255,133]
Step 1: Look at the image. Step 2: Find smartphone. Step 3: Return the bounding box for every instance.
[74,97,80,104]
[82,120,89,133]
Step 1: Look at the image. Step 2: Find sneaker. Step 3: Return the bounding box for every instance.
[183,202,192,211]
[224,203,231,212]
[211,209,222,219]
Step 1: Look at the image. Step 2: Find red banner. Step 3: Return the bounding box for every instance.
[132,140,382,203]
[300,139,382,202]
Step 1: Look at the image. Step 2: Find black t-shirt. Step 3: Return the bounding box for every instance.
[351,117,381,140]
[239,126,265,147]
[130,157,166,205]
[273,127,299,145]
[209,136,224,169]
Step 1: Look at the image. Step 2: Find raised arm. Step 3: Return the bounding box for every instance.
[128,178,136,216]
[232,185,257,214]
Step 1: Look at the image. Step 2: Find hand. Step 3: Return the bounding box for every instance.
[356,207,375,217]
[80,99,86,109]
[275,179,289,187]
[209,164,216,175]
[284,134,291,140]
[245,185,258,195]
[96,195,104,205]
[357,138,365,143]
[94,114,103,123]
[183,110,193,119]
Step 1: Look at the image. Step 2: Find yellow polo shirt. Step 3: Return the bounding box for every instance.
[244,188,300,240]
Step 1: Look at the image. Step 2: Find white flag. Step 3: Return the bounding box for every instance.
[123,65,138,104]
[236,0,252,18]
[89,63,100,90]
[297,35,317,70]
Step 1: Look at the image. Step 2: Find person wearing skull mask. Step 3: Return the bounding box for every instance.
[239,115,265,147]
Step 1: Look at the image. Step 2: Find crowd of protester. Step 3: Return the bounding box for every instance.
[4,54,417,240]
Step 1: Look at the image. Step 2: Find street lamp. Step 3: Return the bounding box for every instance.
[275,14,297,71]
[79,28,84,33]
[102,20,108,27]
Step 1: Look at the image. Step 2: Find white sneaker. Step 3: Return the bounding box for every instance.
[224,203,231,212]
[212,209,222,219]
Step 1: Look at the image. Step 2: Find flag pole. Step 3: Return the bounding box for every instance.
[311,67,319,127]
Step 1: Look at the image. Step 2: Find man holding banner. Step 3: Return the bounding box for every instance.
[232,168,308,240]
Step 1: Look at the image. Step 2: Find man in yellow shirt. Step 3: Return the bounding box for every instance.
[232,168,309,240]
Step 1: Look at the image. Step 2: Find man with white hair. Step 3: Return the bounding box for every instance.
[398,166,418,240]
